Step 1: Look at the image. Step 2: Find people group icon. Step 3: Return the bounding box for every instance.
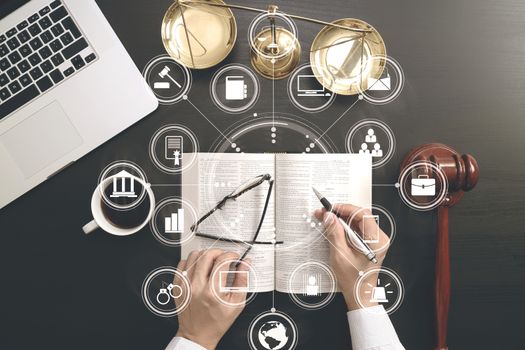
[372,143,383,157]
[359,128,383,158]
[365,128,377,143]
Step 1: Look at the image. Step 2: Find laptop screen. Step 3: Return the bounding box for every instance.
[0,0,30,20]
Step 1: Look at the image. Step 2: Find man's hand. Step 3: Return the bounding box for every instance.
[314,204,390,311]
[174,249,250,349]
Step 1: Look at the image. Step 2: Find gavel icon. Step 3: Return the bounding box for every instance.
[400,143,479,350]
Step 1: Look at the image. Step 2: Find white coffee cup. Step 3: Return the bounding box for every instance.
[82,175,155,235]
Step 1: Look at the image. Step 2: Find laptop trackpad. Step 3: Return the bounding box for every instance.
[0,101,83,178]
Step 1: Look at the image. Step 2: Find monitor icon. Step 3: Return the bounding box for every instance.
[296,75,331,97]
[362,214,380,243]
[219,270,249,293]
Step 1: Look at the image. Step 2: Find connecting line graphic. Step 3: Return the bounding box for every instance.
[151,184,199,187]
[315,98,360,144]
[185,97,234,144]
[272,62,275,127]
[272,284,275,309]
[150,183,216,187]
[272,244,276,309]
[372,183,398,187]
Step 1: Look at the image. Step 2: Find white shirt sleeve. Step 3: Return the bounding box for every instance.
[347,306,405,350]
[166,305,403,350]
[165,336,207,350]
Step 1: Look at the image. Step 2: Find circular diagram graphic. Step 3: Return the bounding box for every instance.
[143,54,192,104]
[142,266,191,317]
[346,205,396,254]
[150,197,199,247]
[203,113,338,247]
[149,124,199,174]
[354,267,404,315]
[97,161,148,211]
[288,261,336,310]
[287,64,336,113]
[398,160,448,211]
[248,310,298,350]
[210,113,337,154]
[210,259,259,307]
[357,55,405,105]
[346,119,395,169]
[210,64,260,114]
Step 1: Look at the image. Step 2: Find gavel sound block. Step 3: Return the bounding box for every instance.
[400,143,479,350]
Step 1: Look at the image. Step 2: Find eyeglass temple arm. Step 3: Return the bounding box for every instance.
[190,175,271,231]
[237,179,275,264]
[190,197,229,232]
[195,232,283,245]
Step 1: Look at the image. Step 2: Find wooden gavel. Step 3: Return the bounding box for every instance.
[401,143,479,350]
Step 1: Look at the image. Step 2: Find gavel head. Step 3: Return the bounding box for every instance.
[400,143,480,207]
[158,66,171,79]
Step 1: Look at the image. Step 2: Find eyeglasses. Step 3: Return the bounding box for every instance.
[190,174,280,262]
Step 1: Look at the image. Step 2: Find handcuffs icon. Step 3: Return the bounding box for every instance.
[156,283,183,305]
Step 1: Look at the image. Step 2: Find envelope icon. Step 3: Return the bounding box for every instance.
[367,73,391,91]
[411,175,436,196]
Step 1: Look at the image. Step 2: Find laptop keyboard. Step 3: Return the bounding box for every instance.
[0,0,97,121]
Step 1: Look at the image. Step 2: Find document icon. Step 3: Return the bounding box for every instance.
[367,73,391,91]
[165,136,183,166]
[411,175,436,196]
[225,76,247,100]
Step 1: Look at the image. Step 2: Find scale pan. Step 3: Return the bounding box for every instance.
[162,0,237,69]
[310,18,386,95]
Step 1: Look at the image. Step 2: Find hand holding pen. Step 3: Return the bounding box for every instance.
[313,187,378,263]
[312,199,391,311]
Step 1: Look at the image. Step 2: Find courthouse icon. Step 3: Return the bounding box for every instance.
[110,170,138,198]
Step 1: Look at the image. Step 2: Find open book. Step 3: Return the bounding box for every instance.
[181,153,371,293]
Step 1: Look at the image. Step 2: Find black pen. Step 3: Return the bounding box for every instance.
[313,187,377,263]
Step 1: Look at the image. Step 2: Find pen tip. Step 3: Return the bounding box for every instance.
[312,187,322,200]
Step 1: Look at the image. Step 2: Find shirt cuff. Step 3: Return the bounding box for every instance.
[165,336,208,350]
[347,305,405,350]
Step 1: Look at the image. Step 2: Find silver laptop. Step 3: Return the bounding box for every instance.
[0,0,159,209]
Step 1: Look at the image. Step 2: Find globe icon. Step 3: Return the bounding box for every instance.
[257,320,289,349]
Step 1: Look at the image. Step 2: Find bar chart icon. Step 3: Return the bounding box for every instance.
[165,209,184,234]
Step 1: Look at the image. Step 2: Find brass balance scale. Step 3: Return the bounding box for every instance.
[161,0,387,95]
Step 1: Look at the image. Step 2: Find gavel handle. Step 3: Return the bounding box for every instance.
[435,206,450,350]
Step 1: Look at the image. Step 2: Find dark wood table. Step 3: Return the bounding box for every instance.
[1,0,524,348]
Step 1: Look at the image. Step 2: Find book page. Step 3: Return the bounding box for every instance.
[274,153,372,293]
[182,153,276,292]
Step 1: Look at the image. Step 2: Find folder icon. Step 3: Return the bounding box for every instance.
[367,73,391,91]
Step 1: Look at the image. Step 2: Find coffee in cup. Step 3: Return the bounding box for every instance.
[83,174,155,235]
